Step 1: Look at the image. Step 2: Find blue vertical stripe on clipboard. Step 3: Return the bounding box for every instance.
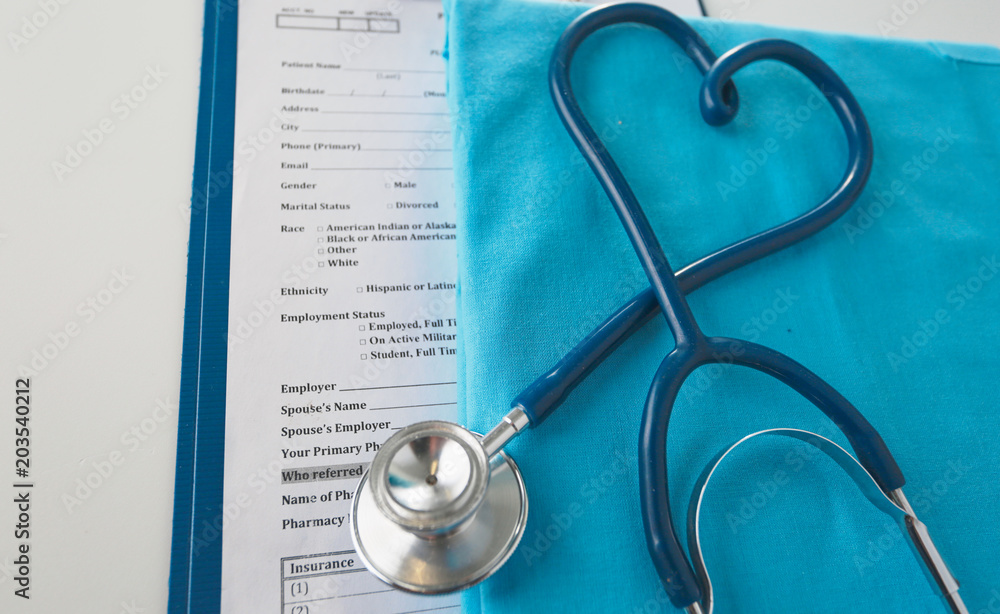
[168,1,239,612]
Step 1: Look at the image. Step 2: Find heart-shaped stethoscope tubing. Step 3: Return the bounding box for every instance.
[543,3,966,613]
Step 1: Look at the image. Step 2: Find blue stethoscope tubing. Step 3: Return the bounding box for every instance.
[507,3,907,610]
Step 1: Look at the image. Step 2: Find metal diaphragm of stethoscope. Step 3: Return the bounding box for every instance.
[351,3,969,613]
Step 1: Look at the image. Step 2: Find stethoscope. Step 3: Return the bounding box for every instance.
[351,4,968,612]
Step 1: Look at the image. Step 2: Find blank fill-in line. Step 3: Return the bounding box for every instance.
[285,587,395,604]
[321,110,449,116]
[340,381,456,392]
[311,167,453,171]
[368,402,457,412]
[366,148,452,152]
[341,67,445,74]
[301,129,450,134]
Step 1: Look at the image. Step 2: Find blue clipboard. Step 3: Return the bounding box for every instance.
[168,1,238,611]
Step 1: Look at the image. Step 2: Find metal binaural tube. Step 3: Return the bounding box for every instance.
[685,602,705,614]
[480,406,530,457]
[891,489,968,614]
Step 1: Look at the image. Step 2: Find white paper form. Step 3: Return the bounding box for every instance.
[223,1,460,612]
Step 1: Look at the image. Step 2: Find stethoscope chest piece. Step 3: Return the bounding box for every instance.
[352,420,528,594]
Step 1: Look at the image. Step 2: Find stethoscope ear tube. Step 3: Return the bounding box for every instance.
[638,339,907,610]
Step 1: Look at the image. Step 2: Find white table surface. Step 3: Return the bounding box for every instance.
[1,1,996,612]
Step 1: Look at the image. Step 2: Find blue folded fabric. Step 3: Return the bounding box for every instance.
[443,1,1000,612]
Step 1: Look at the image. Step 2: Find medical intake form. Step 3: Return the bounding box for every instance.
[223,1,459,612]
